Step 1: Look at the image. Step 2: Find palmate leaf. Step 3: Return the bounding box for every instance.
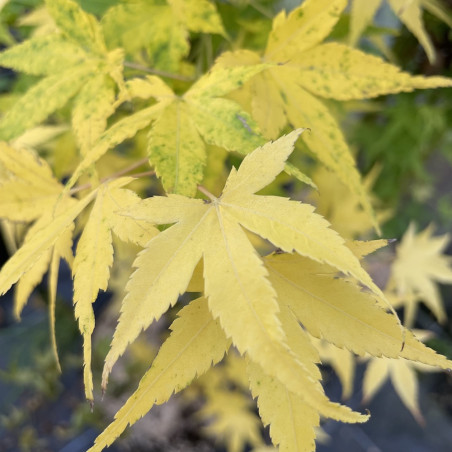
[216,0,452,230]
[102,0,224,71]
[66,66,270,196]
[350,0,452,63]
[88,297,231,452]
[363,329,442,426]
[73,178,159,401]
[387,223,452,327]
[0,0,123,142]
[265,252,452,369]
[0,191,97,298]
[0,143,63,222]
[102,130,381,424]
[87,133,452,451]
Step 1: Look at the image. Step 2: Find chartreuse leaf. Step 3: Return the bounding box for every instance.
[265,0,346,60]
[102,0,223,71]
[67,65,266,195]
[168,0,225,35]
[103,130,370,426]
[88,297,230,452]
[293,43,452,99]
[72,74,115,156]
[0,0,124,142]
[217,0,452,231]
[0,34,88,76]
[0,144,62,222]
[148,100,205,196]
[0,65,93,141]
[46,0,106,54]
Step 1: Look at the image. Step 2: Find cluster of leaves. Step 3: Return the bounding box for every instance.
[0,0,452,451]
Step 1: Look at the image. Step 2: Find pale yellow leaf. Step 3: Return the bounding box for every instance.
[389,223,452,325]
[203,212,366,422]
[106,132,369,422]
[200,379,263,452]
[103,198,208,388]
[49,247,61,372]
[349,0,382,46]
[293,43,452,100]
[0,144,63,222]
[248,358,319,452]
[388,0,435,62]
[65,103,165,191]
[283,83,380,233]
[14,248,51,320]
[265,253,403,357]
[106,188,159,247]
[312,339,355,399]
[363,358,389,402]
[89,297,229,452]
[73,186,116,401]
[0,192,96,297]
[265,0,347,61]
[12,125,68,150]
[390,359,424,423]
[347,239,392,259]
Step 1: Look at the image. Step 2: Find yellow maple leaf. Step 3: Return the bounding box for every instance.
[216,0,452,230]
[102,0,225,72]
[387,223,452,327]
[311,166,392,239]
[102,130,375,422]
[65,66,273,196]
[0,0,124,142]
[350,0,452,63]
[363,330,440,425]
[0,143,63,222]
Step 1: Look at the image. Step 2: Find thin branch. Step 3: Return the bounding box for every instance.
[197,184,217,201]
[127,170,156,180]
[249,0,274,19]
[105,157,149,180]
[68,158,153,195]
[124,61,194,82]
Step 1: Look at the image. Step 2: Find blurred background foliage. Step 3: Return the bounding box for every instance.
[0,0,451,451]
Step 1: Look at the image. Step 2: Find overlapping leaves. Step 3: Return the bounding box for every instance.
[349,0,452,62]
[215,0,452,229]
[89,131,452,452]
[0,0,123,148]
